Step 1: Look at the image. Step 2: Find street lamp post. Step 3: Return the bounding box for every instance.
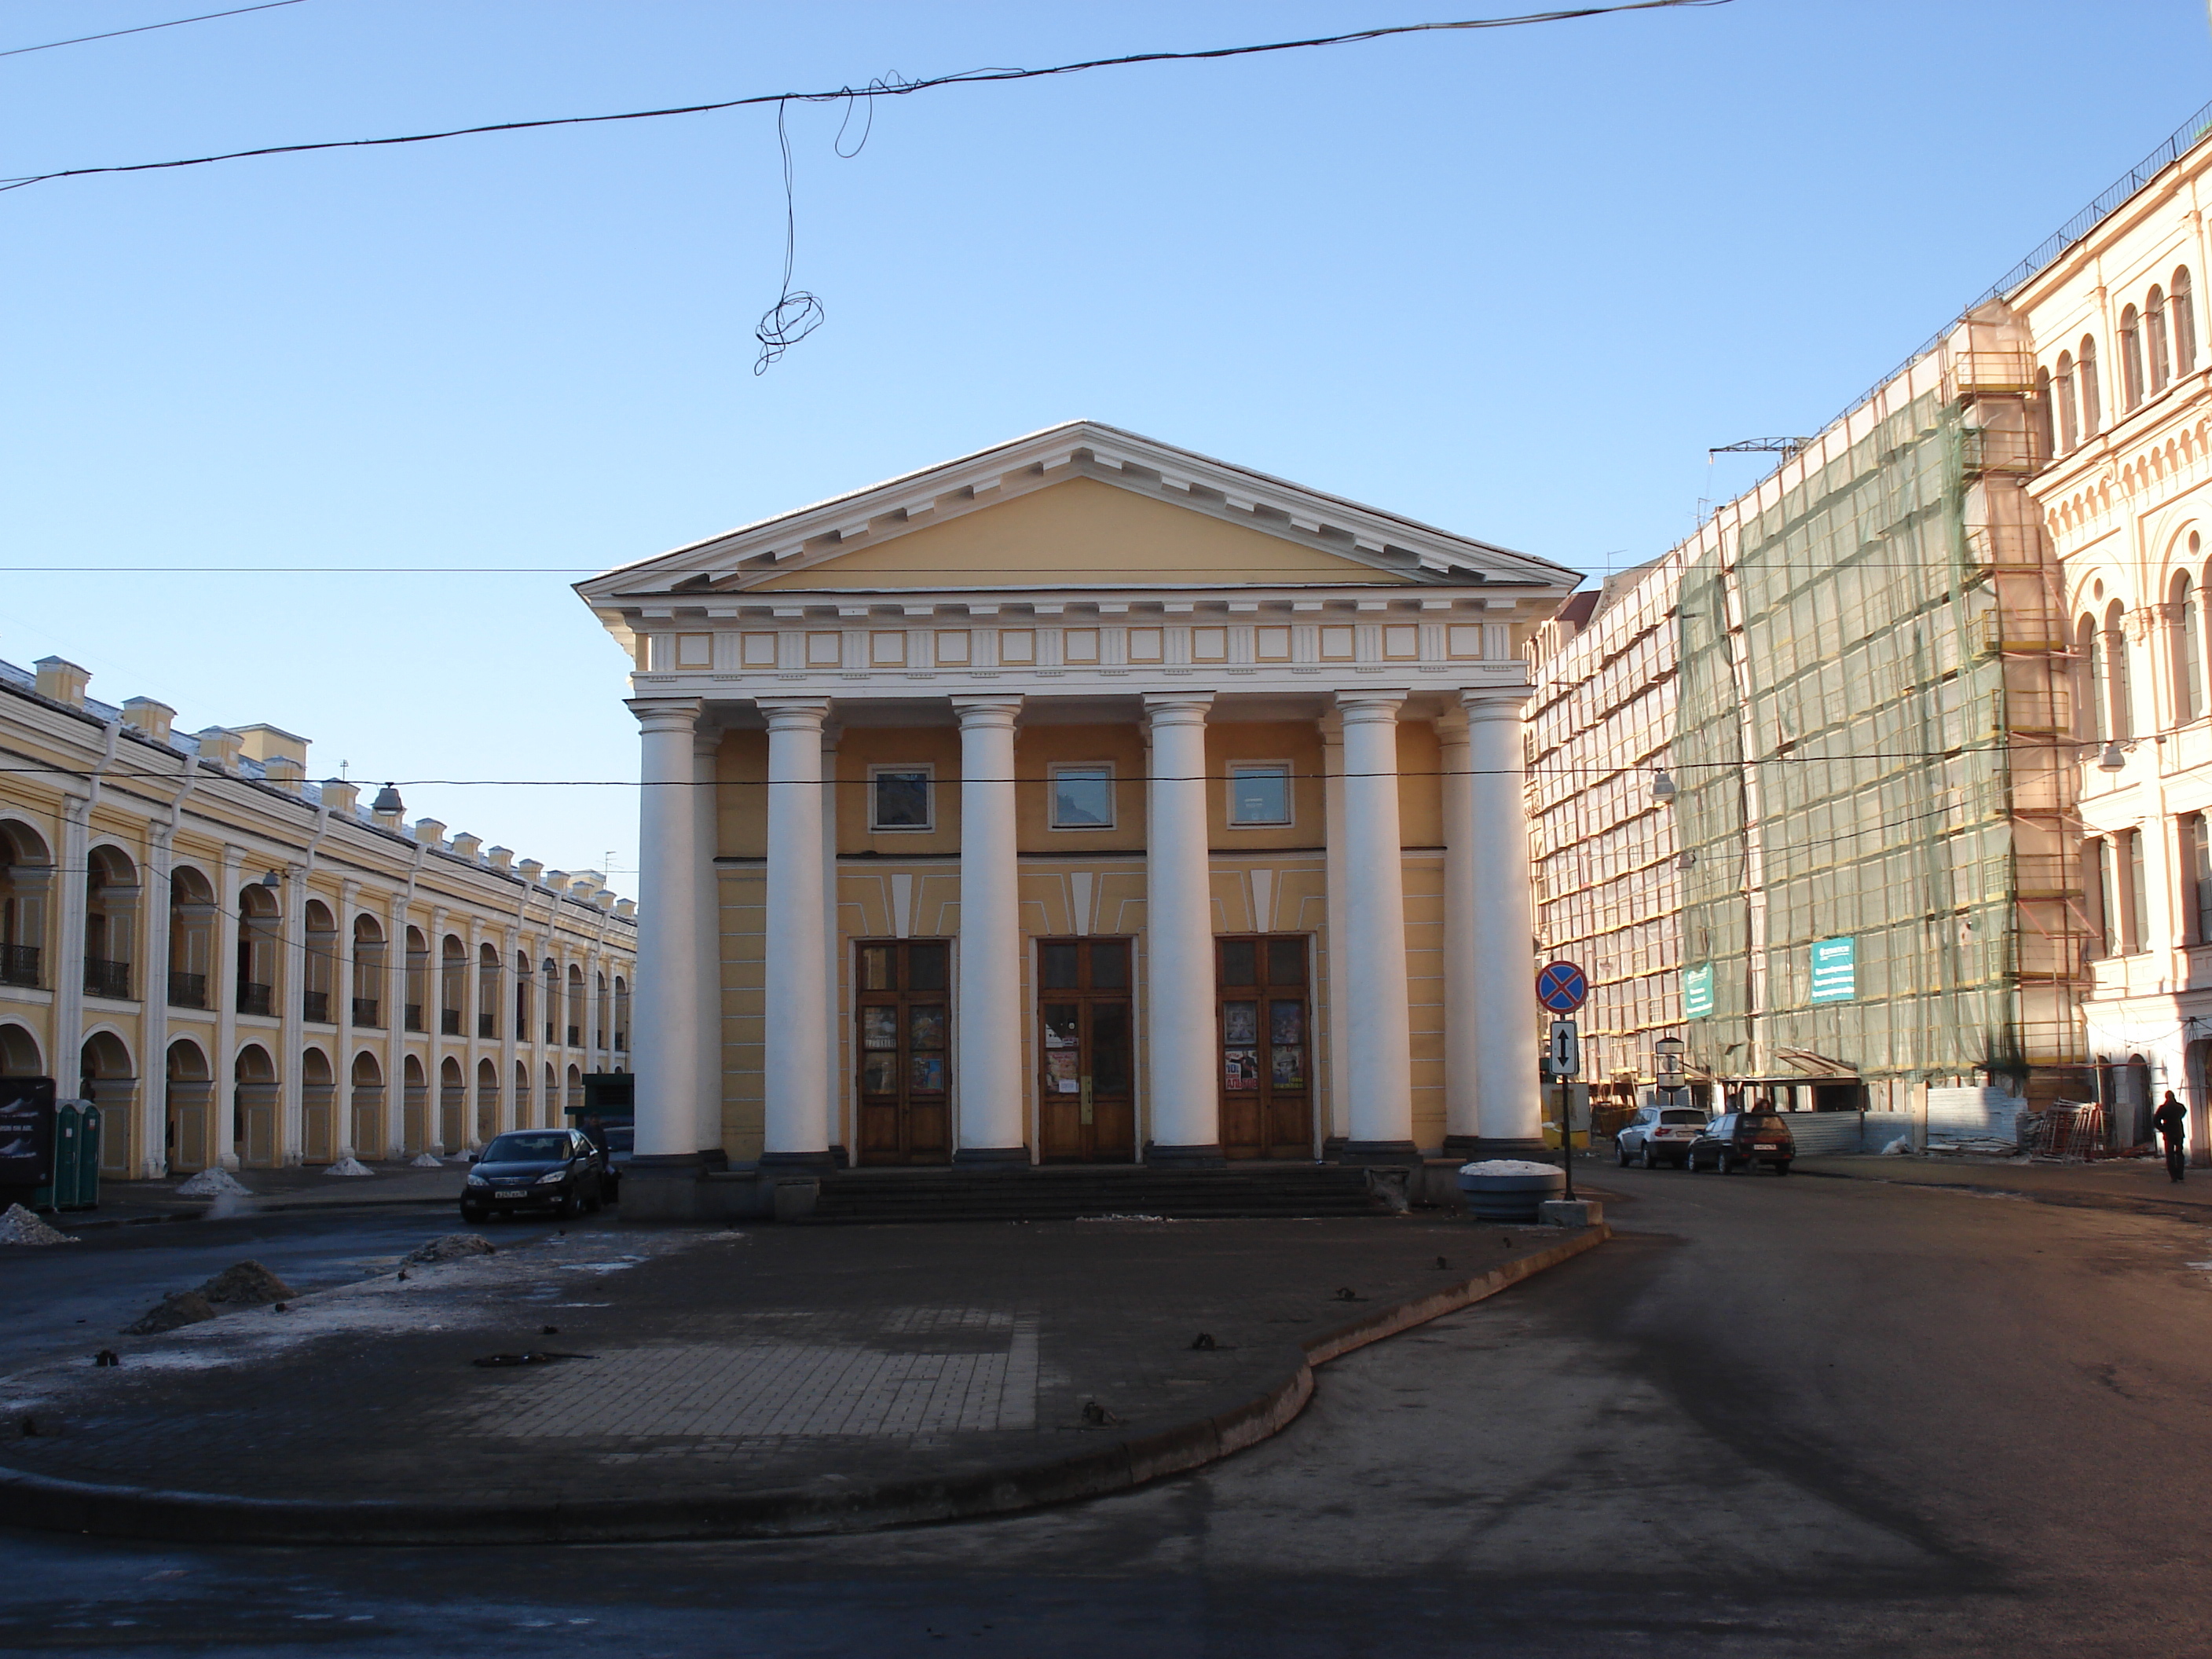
[1654,1036,1686,1115]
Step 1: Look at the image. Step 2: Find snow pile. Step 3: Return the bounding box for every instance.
[1457,1159,1563,1177]
[196,1260,295,1306]
[0,1203,79,1246]
[405,1233,496,1265]
[408,1152,444,1169]
[1881,1137,1914,1156]
[174,1168,249,1197]
[321,1155,375,1177]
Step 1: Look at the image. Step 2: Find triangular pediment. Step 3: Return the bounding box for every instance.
[577,421,1577,602]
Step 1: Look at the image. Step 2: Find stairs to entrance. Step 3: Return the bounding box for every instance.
[807,1163,1396,1224]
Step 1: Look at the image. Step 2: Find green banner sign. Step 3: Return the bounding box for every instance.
[1810,936,1856,1004]
[1683,961,1714,1020]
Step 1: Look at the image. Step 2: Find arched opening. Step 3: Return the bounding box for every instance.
[2057,351,2079,452]
[566,1062,583,1124]
[2032,365,2055,462]
[2080,335,2102,437]
[515,950,533,1042]
[0,820,53,989]
[0,1022,42,1076]
[350,1050,386,1159]
[595,972,610,1053]
[2173,569,2204,723]
[439,936,466,1036]
[544,1062,557,1130]
[2076,613,2106,741]
[235,1042,279,1166]
[2175,266,2198,373]
[477,943,500,1040]
[83,844,139,1001]
[541,958,558,1045]
[352,914,386,1027]
[401,1054,429,1156]
[438,1055,465,1155]
[513,1058,533,1128]
[613,976,630,1053]
[79,1031,136,1177]
[2104,598,2133,738]
[475,1056,500,1145]
[302,899,337,1024]
[167,865,215,1008]
[2149,285,2173,393]
[2121,304,2144,408]
[236,882,280,1016]
[164,1038,213,1174]
[404,926,429,1032]
[566,963,585,1047]
[302,1047,336,1163]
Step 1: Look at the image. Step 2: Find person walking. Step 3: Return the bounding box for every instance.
[2153,1090,2188,1183]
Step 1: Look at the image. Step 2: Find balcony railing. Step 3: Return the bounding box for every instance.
[83,958,131,1000]
[1,943,39,989]
[478,1013,496,1039]
[352,997,382,1028]
[440,1007,462,1036]
[302,990,331,1024]
[567,1024,581,1047]
[237,981,273,1016]
[405,1003,424,1032]
[169,969,207,1009]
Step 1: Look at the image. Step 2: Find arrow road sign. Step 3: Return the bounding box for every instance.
[1536,961,1589,1014]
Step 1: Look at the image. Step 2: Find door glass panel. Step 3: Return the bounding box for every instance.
[1269,1046,1306,1089]
[861,1007,899,1049]
[861,1053,897,1093]
[1225,1049,1259,1090]
[908,1004,947,1049]
[1042,1004,1079,1048]
[1040,942,1079,990]
[1269,1000,1304,1046]
[1223,1001,1258,1045]
[1044,1049,1080,1094]
[1093,1004,1131,1094]
[907,943,947,991]
[1219,939,1256,987]
[860,945,895,991]
[910,1053,947,1093]
[1267,938,1306,985]
[1088,941,1129,989]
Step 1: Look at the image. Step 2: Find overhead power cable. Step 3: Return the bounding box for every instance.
[0,0,306,60]
[0,1,1727,193]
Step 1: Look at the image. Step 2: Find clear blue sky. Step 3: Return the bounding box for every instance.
[4,0,2208,888]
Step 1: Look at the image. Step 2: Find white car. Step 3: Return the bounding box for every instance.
[1614,1104,1707,1169]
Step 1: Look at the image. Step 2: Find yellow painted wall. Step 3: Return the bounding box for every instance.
[752,477,1414,589]
[1013,724,1148,852]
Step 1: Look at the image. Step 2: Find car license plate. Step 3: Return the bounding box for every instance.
[1756,1141,1783,1149]
[496,1188,526,1199]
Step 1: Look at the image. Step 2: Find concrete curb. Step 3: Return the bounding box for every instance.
[0,1224,1610,1547]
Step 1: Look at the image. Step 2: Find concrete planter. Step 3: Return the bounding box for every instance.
[1455,1162,1566,1221]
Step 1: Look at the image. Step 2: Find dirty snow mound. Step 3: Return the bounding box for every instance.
[196,1260,295,1306]
[322,1155,375,1177]
[408,1152,444,1169]
[174,1168,249,1197]
[123,1290,217,1335]
[1457,1159,1563,1177]
[0,1203,79,1246]
[1881,1137,1914,1156]
[405,1233,496,1265]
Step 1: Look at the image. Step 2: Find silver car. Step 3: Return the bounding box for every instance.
[1614,1104,1707,1169]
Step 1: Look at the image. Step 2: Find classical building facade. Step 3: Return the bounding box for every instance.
[577,422,1576,1203]
[0,653,636,1178]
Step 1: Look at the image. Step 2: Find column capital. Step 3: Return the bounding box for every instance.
[949,694,1024,729]
[691,726,721,758]
[1434,707,1470,743]
[1142,693,1215,728]
[1333,689,1408,723]
[627,697,703,734]
[1459,685,1537,720]
[754,697,832,734]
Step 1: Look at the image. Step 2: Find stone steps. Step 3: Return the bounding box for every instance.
[806,1163,1396,1223]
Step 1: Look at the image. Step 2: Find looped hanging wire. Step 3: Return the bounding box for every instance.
[754,98,823,374]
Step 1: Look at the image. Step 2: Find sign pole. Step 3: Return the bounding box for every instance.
[1535,962,1589,1206]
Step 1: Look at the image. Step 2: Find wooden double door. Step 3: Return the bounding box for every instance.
[855,939,951,1165]
[1217,935,1313,1160]
[1037,938,1135,1162]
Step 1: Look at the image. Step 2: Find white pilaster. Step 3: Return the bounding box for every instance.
[140,827,176,1177]
[1143,694,1221,1162]
[950,696,1027,1162]
[821,723,844,1157]
[276,863,307,1163]
[693,727,723,1157]
[53,793,90,1107]
[758,698,835,1164]
[214,845,244,1169]
[1463,687,1544,1151]
[1437,709,1477,1146]
[1319,712,1350,1144]
[628,698,705,1161]
[1335,690,1416,1157]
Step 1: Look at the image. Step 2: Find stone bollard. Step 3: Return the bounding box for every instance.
[1537,1198,1602,1229]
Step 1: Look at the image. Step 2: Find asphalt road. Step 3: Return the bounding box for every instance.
[3,1165,2208,1657]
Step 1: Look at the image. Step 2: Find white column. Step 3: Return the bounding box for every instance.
[53,793,90,1105]
[383,888,409,1159]
[1319,713,1350,1144]
[214,844,244,1170]
[1335,690,1416,1158]
[950,697,1027,1162]
[1438,709,1478,1148]
[1463,687,1544,1151]
[628,698,705,1162]
[758,698,834,1165]
[693,727,723,1158]
[821,724,844,1159]
[276,863,307,1163]
[1143,694,1221,1163]
[140,829,176,1177]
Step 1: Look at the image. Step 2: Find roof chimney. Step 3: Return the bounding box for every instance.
[485,846,514,871]
[122,697,175,745]
[518,859,544,882]
[614,898,636,919]
[320,779,360,815]
[195,728,244,774]
[449,832,483,862]
[35,657,90,709]
[261,753,306,795]
[412,819,446,850]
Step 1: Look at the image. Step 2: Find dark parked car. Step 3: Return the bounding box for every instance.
[461,1130,607,1221]
[1614,1104,1708,1168]
[1685,1110,1795,1174]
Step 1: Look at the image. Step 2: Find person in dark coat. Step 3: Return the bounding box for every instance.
[2153,1091,2188,1183]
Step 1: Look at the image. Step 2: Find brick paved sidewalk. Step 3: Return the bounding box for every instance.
[0,1215,1605,1544]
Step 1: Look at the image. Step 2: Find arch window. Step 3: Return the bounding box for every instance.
[514,1059,533,1128]
[475,1056,500,1144]
[235,883,280,1016]
[542,958,558,1045]
[83,844,139,1001]
[566,1062,584,1121]
[438,1055,466,1155]
[302,1046,336,1163]
[566,962,585,1047]
[2032,366,2055,461]
[350,1049,385,1160]
[235,1042,278,1166]
[2104,598,2134,739]
[79,1031,134,1175]
[0,1021,42,1076]
[2149,286,2173,394]
[0,821,53,989]
[351,915,386,1027]
[2177,267,2199,373]
[404,927,429,1031]
[302,899,337,1024]
[2056,353,2080,452]
[2121,305,2145,409]
[2176,569,2207,723]
[613,976,630,1052]
[515,950,533,1040]
[2077,613,2107,741]
[2081,335,2102,437]
[402,1053,430,1157]
[164,1038,213,1173]
[439,935,466,1036]
[477,943,501,1039]
[595,972,610,1051]
[167,866,215,1007]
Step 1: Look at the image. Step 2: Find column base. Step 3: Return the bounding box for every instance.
[1336,1139,1421,1167]
[1442,1135,1550,1162]
[619,1155,709,1222]
[1144,1142,1225,1168]
[952,1145,1031,1167]
[758,1148,840,1170]
[697,1147,731,1172]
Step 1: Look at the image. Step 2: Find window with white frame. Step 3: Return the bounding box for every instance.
[1227,763,1292,826]
[869,765,933,831]
[1050,764,1115,830]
